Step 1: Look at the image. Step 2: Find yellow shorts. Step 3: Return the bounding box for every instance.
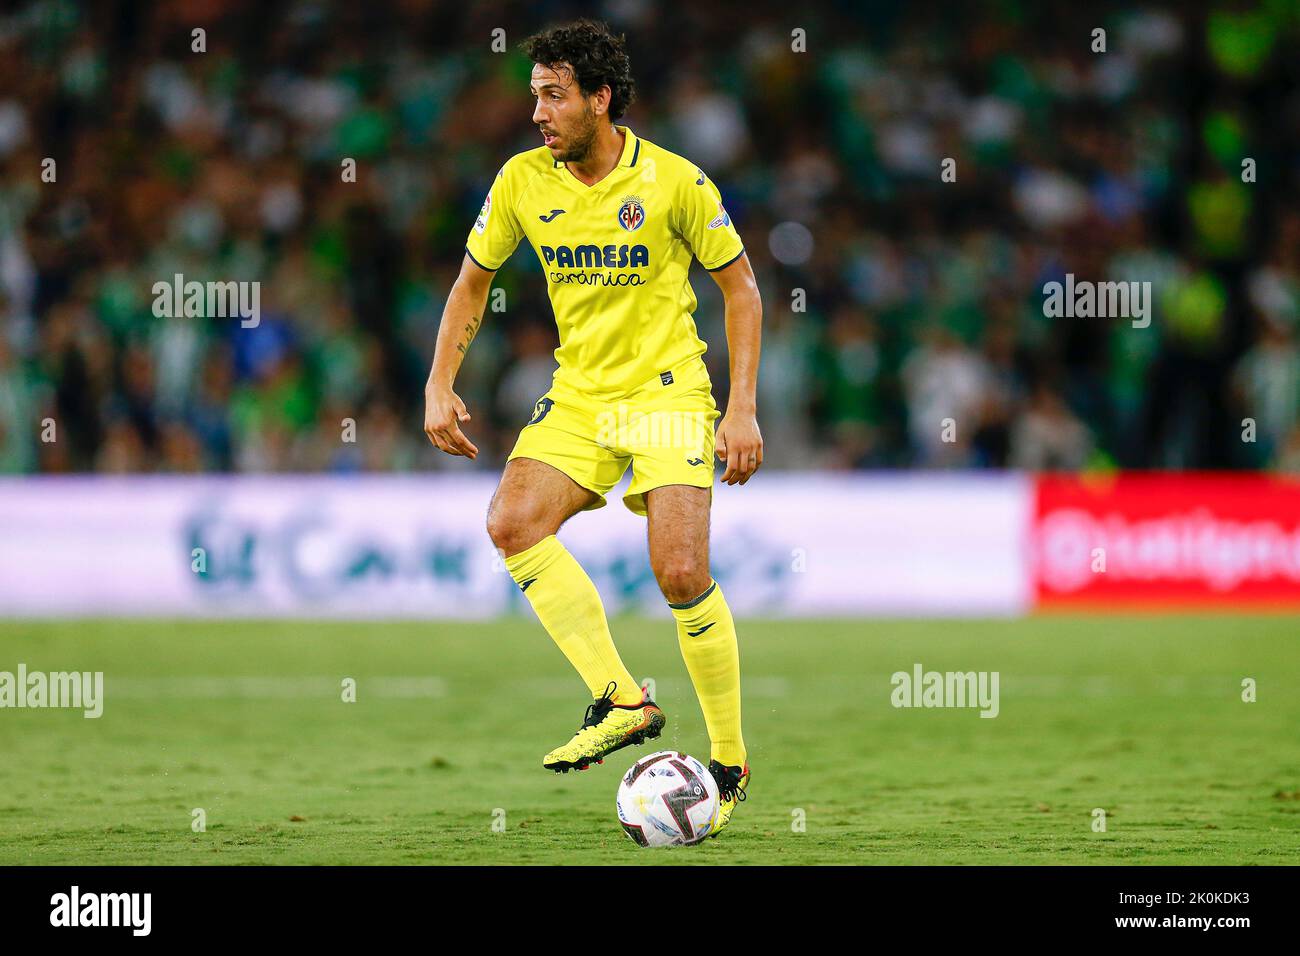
[507,360,719,516]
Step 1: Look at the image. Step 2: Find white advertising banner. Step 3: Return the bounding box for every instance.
[0,474,1030,618]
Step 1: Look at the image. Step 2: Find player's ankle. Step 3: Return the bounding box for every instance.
[606,681,644,706]
[712,748,746,768]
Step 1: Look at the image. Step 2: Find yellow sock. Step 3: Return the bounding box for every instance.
[505,535,641,705]
[670,580,746,767]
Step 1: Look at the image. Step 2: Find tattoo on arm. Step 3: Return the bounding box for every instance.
[454,314,482,356]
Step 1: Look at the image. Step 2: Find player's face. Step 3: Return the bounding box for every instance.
[530,62,600,163]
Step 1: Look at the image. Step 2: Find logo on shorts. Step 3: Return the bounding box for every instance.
[526,396,554,426]
[617,196,646,231]
[660,370,673,386]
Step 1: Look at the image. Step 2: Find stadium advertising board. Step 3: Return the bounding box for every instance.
[0,475,1027,618]
[7,473,1299,616]
[1032,474,1300,609]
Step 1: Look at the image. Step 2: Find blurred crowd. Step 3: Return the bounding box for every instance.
[2,0,1299,475]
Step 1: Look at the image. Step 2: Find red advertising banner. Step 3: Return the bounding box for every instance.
[1033,473,1300,609]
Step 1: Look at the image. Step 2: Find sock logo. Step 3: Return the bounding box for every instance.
[686,623,715,637]
[518,578,537,592]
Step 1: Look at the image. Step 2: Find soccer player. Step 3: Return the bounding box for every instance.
[423,19,761,834]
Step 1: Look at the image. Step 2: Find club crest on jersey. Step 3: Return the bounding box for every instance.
[617,196,646,231]
[708,201,731,230]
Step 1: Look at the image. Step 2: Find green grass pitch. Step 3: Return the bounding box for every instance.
[1,615,1298,864]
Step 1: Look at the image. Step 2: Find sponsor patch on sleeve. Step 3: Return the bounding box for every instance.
[474,194,492,235]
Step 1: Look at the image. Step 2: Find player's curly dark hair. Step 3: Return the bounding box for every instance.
[522,19,636,121]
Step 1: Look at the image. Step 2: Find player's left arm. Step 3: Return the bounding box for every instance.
[709,252,763,486]
[675,165,764,486]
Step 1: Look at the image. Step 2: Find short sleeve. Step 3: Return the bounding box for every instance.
[674,167,745,271]
[465,165,524,271]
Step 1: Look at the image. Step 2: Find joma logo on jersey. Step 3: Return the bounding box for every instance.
[540,244,650,269]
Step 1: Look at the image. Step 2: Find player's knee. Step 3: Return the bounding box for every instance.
[653,559,710,605]
[485,507,545,557]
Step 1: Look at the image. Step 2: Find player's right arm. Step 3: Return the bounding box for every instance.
[424,163,526,459]
[423,254,495,459]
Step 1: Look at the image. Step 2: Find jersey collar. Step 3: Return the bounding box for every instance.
[616,126,641,168]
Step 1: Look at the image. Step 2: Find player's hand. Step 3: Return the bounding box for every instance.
[424,386,478,459]
[716,408,762,485]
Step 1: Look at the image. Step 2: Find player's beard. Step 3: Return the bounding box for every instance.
[554,102,599,164]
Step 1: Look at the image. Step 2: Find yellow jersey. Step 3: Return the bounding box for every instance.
[465,126,745,399]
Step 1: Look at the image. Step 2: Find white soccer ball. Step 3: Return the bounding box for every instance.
[616,750,719,847]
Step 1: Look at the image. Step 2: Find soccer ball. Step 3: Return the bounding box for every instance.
[616,750,719,847]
